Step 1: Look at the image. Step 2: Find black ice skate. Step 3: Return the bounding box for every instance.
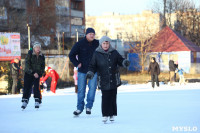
[86,108,91,115]
[21,99,28,110]
[35,98,40,109]
[73,110,82,116]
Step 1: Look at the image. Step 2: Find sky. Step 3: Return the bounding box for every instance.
[85,0,200,16]
[85,0,153,16]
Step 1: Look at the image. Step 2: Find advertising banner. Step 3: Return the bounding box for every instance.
[0,33,21,61]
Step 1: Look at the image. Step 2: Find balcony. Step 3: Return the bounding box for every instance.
[9,0,26,9]
[71,9,84,18]
[56,6,70,17]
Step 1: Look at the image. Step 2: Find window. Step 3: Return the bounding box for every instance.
[36,15,39,25]
[29,16,32,24]
[36,0,40,7]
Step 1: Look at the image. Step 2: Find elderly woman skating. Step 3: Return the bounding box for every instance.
[86,36,130,123]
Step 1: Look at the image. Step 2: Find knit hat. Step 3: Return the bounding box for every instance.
[33,42,41,49]
[86,28,95,35]
[99,36,112,45]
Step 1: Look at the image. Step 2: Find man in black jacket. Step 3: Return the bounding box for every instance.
[69,28,99,115]
[148,57,160,88]
[169,60,175,85]
[21,43,45,109]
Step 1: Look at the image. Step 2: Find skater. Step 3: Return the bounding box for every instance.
[40,66,59,93]
[86,36,130,122]
[148,57,160,89]
[10,58,22,94]
[174,61,178,82]
[176,67,185,85]
[69,28,99,115]
[73,67,78,93]
[21,43,45,109]
[169,60,176,85]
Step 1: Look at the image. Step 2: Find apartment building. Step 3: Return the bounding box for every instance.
[86,10,162,41]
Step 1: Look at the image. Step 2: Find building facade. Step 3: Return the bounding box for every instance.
[86,10,162,41]
[0,0,85,49]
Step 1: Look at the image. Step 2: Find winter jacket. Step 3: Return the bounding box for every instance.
[176,68,184,75]
[169,60,175,71]
[41,69,59,82]
[69,37,99,73]
[148,62,160,75]
[24,50,45,77]
[88,45,127,91]
[10,60,20,76]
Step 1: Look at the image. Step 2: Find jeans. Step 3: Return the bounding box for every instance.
[77,72,97,111]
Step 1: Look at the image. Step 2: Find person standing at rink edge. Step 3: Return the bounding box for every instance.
[148,57,160,89]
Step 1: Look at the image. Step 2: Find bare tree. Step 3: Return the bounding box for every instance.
[152,0,200,46]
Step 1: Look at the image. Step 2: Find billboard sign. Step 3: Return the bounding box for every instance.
[0,33,21,61]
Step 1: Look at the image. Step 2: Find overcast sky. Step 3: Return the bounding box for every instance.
[85,0,200,16]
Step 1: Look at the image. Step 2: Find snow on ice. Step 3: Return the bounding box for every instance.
[0,83,200,133]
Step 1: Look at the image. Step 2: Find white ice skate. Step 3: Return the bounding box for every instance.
[102,116,108,123]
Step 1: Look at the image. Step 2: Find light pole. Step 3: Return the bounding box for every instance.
[27,24,31,50]
[62,32,64,55]
[76,29,78,42]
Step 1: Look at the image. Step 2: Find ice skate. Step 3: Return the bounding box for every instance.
[21,99,28,110]
[102,116,108,123]
[109,116,114,122]
[35,98,40,109]
[86,108,91,115]
[73,110,82,116]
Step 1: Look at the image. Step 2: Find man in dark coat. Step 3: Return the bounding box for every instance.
[169,60,176,85]
[21,43,45,109]
[148,57,160,88]
[10,58,22,94]
[86,36,130,122]
[69,28,99,115]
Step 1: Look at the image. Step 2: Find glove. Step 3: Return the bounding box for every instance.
[86,71,94,80]
[123,60,130,67]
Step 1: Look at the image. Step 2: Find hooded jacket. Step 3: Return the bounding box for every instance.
[69,37,99,73]
[88,45,126,90]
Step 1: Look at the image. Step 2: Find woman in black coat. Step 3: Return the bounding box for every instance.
[148,57,160,88]
[86,36,130,123]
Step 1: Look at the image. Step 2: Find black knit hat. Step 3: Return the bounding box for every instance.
[86,28,95,35]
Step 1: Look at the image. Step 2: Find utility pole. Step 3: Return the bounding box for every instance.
[27,24,31,50]
[76,29,78,42]
[62,32,64,55]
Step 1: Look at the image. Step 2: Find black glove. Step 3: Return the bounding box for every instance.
[123,60,130,67]
[86,71,94,80]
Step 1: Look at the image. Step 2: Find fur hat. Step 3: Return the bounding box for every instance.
[99,36,112,45]
[86,28,95,35]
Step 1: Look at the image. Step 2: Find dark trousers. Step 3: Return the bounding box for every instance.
[151,74,159,88]
[101,89,117,117]
[22,73,41,100]
[11,75,18,94]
